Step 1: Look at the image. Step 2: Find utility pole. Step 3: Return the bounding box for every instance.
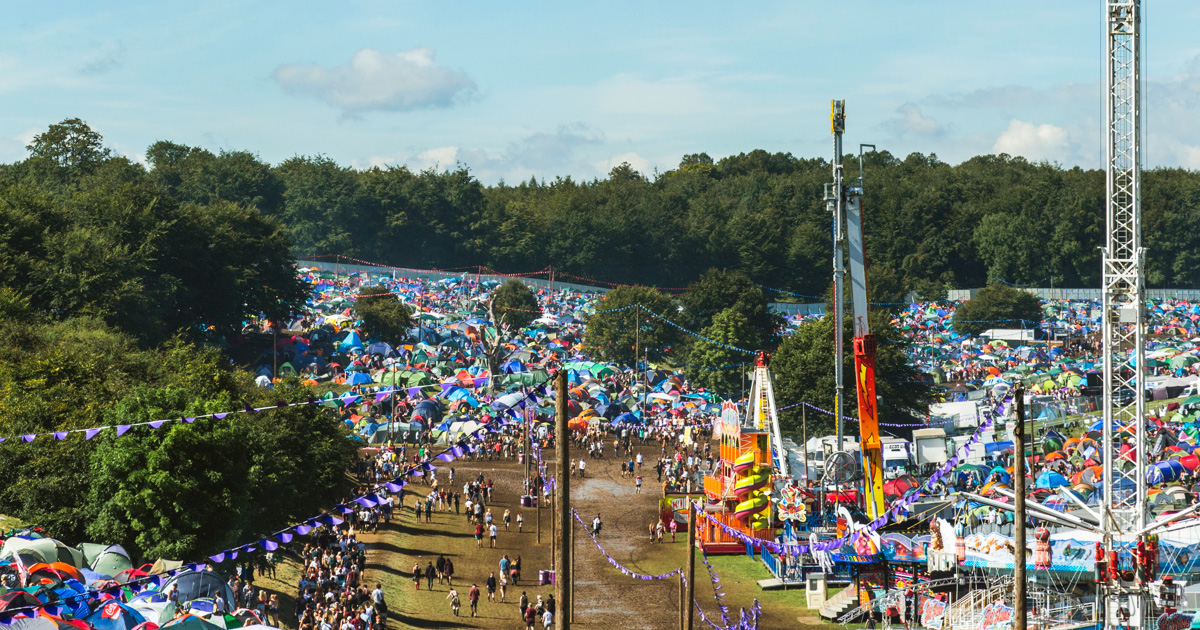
[634,308,640,373]
[524,386,532,482]
[686,501,696,630]
[1014,384,1027,630]
[571,510,576,623]
[555,369,571,630]
[679,570,685,630]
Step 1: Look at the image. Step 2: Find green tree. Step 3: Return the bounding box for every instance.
[355,285,413,345]
[951,283,1043,337]
[679,269,779,348]
[772,312,931,438]
[686,308,759,396]
[26,118,112,171]
[585,286,679,365]
[490,279,540,331]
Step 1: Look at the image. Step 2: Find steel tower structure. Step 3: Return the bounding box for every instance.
[826,101,847,453]
[1100,0,1146,538]
[1100,1,1148,625]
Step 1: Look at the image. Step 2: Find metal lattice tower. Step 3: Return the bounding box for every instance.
[1100,0,1146,539]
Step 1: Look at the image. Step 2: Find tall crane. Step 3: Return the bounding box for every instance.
[1100,1,1150,626]
[827,101,885,522]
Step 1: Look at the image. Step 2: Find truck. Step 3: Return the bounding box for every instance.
[881,439,911,480]
[912,428,949,467]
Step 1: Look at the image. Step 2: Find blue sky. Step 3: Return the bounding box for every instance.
[3,1,1199,183]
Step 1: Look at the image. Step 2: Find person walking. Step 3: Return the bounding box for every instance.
[444,557,455,586]
[486,572,497,602]
[635,475,643,494]
[446,587,461,616]
[425,561,435,590]
[475,522,484,548]
[412,563,421,590]
[489,522,499,548]
[517,512,524,533]
[468,583,480,617]
[503,509,512,531]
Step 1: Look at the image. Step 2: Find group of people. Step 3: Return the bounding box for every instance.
[294,527,385,630]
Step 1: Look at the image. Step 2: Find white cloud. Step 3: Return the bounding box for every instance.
[594,152,651,177]
[407,146,461,171]
[884,103,945,139]
[0,126,41,163]
[273,47,477,115]
[992,119,1076,164]
[355,124,608,183]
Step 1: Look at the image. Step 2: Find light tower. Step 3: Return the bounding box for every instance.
[1101,0,1148,624]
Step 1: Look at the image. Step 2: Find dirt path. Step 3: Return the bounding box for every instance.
[353,440,696,629]
[251,438,802,629]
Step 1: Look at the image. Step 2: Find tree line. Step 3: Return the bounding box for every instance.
[41,125,1195,296]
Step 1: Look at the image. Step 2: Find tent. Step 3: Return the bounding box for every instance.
[86,602,148,630]
[79,544,134,578]
[1,537,84,567]
[1035,470,1069,489]
[161,570,234,606]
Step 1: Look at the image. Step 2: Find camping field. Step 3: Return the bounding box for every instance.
[252,438,827,629]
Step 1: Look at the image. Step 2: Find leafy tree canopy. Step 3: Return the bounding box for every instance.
[0,307,356,559]
[585,286,679,366]
[490,279,540,332]
[951,283,1043,337]
[356,285,413,345]
[679,269,779,349]
[772,311,931,439]
[685,308,759,396]
[0,119,307,345]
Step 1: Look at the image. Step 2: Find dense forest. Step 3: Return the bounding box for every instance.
[11,123,1190,297]
[0,119,354,558]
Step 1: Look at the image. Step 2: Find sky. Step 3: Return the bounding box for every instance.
[2,1,1200,184]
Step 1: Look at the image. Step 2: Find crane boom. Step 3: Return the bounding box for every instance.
[828,100,885,522]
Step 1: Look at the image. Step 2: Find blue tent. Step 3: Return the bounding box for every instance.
[613,412,640,425]
[346,371,373,385]
[86,601,147,630]
[1036,470,1069,489]
[339,331,364,352]
[366,341,396,357]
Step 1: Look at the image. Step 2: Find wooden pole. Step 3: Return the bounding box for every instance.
[555,369,571,630]
[1014,384,1027,630]
[686,501,696,630]
[679,570,685,630]
[571,512,576,623]
[551,484,556,561]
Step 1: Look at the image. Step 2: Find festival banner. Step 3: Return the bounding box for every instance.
[920,597,947,630]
